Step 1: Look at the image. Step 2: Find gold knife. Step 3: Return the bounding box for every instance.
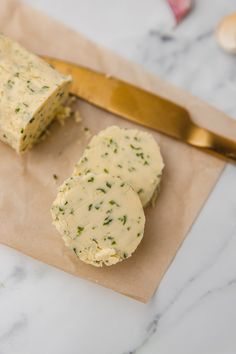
[43,56,236,164]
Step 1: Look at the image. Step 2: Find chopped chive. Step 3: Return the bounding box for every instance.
[106,182,112,188]
[103,217,113,225]
[77,226,84,236]
[104,168,109,173]
[130,144,141,150]
[88,204,93,211]
[111,241,116,245]
[118,215,127,225]
[88,177,94,182]
[109,200,120,207]
[96,188,106,193]
[15,107,20,113]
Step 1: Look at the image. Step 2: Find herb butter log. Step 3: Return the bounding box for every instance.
[0,34,71,152]
[74,126,164,207]
[51,174,145,267]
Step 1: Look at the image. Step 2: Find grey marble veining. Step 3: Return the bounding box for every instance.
[1,1,236,353]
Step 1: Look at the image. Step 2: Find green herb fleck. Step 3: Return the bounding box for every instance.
[20,128,24,134]
[77,226,84,236]
[104,168,109,174]
[120,183,125,187]
[14,72,20,77]
[137,232,141,237]
[138,189,143,194]
[130,144,141,150]
[109,200,120,207]
[118,215,127,225]
[111,241,116,245]
[88,204,93,211]
[113,148,117,153]
[81,157,88,163]
[15,107,20,113]
[42,85,49,89]
[53,174,58,180]
[106,182,112,188]
[73,248,77,255]
[117,164,122,168]
[144,160,149,165]
[88,177,94,182]
[70,208,74,215]
[7,79,15,88]
[59,207,64,212]
[136,152,144,159]
[127,227,131,231]
[84,127,89,131]
[123,253,127,258]
[64,201,68,205]
[103,217,113,226]
[29,117,35,123]
[96,188,106,194]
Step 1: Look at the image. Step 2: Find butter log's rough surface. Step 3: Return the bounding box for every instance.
[74,126,164,207]
[51,173,145,267]
[0,34,71,152]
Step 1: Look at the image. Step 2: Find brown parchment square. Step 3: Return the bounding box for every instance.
[0,0,236,302]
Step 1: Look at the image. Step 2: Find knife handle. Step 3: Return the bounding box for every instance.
[190,125,236,163]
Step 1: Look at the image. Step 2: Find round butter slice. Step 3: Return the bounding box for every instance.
[51,173,145,267]
[73,126,164,207]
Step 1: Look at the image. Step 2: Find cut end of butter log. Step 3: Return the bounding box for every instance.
[51,174,145,267]
[74,126,164,207]
[0,33,71,153]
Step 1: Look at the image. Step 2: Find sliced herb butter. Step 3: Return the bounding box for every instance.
[74,125,164,207]
[51,173,145,267]
[0,34,71,152]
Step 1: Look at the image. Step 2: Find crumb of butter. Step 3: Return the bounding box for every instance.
[74,111,82,123]
[56,106,72,125]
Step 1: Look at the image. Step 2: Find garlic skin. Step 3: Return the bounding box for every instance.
[167,0,193,24]
[216,13,236,54]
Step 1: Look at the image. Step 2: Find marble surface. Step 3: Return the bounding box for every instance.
[1,0,236,353]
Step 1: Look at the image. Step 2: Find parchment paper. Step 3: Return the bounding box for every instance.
[0,0,236,303]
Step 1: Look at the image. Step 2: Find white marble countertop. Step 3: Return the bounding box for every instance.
[1,0,236,353]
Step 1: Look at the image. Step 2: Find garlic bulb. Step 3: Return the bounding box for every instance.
[216,13,236,54]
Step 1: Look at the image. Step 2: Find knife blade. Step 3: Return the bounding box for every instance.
[43,56,236,164]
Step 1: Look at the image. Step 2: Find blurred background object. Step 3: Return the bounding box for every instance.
[216,12,236,54]
[167,0,194,24]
